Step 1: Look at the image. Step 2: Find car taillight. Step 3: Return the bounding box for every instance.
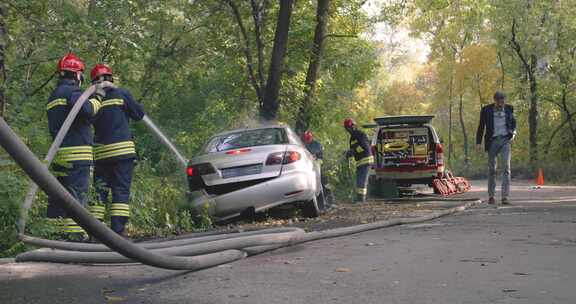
[266,152,284,165]
[266,151,301,165]
[285,151,301,163]
[225,148,252,155]
[187,163,216,176]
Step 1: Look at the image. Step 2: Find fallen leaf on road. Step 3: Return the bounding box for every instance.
[105,295,127,302]
[335,267,351,272]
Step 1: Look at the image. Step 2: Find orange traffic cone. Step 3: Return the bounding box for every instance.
[535,168,545,188]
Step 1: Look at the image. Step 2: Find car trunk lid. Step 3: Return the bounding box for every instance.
[193,145,286,186]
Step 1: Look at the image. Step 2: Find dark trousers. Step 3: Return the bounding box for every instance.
[94,159,135,234]
[355,164,370,202]
[47,163,89,234]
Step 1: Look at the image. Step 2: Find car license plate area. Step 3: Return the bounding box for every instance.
[221,164,263,179]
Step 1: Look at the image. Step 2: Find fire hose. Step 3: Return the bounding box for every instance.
[0,86,481,270]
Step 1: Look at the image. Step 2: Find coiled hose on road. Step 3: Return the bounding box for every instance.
[0,91,481,270]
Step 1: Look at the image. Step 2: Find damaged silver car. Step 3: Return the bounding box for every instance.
[186,125,324,221]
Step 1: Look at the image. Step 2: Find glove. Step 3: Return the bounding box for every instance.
[95,80,116,98]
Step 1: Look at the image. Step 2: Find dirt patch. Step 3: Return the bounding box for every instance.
[218,200,451,232]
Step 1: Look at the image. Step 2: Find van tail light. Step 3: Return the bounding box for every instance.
[186,166,194,177]
[266,151,301,165]
[435,143,444,177]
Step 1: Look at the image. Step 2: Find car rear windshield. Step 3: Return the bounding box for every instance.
[204,128,288,153]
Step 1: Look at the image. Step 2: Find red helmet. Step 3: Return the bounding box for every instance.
[343,118,356,129]
[57,53,85,73]
[302,131,313,144]
[90,63,113,81]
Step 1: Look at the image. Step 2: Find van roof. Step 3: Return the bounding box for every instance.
[373,115,435,126]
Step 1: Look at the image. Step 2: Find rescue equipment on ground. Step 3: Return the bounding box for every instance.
[432,170,471,196]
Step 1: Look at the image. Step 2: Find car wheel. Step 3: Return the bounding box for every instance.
[301,196,320,218]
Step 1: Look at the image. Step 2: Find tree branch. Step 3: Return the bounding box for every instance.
[26,72,56,97]
[544,111,576,156]
[225,0,262,103]
[250,0,268,92]
[509,18,531,74]
[322,34,357,41]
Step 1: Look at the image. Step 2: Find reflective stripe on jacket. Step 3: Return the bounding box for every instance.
[47,79,99,165]
[93,87,145,162]
[349,129,373,167]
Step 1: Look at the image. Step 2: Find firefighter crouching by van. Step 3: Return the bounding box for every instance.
[89,64,145,237]
[47,53,101,240]
[343,118,374,203]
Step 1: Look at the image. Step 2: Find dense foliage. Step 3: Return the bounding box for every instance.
[0,0,376,256]
[375,0,576,178]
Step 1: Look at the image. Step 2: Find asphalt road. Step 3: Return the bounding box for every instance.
[1,181,576,304]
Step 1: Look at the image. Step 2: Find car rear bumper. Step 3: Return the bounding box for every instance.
[189,170,317,220]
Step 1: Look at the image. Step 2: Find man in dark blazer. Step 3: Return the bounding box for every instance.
[476,91,517,205]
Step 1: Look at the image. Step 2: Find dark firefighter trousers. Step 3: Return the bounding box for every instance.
[92,159,135,234]
[356,164,370,202]
[47,163,89,234]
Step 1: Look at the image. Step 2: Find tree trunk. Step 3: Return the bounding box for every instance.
[497,51,505,89]
[510,18,539,166]
[527,54,538,165]
[295,0,330,133]
[0,3,6,118]
[447,72,453,165]
[560,86,576,146]
[459,94,469,166]
[260,0,294,121]
[250,0,269,93]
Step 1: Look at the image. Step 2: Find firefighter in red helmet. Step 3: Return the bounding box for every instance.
[301,130,333,209]
[46,53,100,240]
[89,63,144,237]
[343,118,373,203]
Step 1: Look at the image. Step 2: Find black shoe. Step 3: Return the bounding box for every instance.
[487,197,496,204]
[88,235,101,243]
[65,233,90,243]
[501,198,510,205]
[116,230,130,239]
